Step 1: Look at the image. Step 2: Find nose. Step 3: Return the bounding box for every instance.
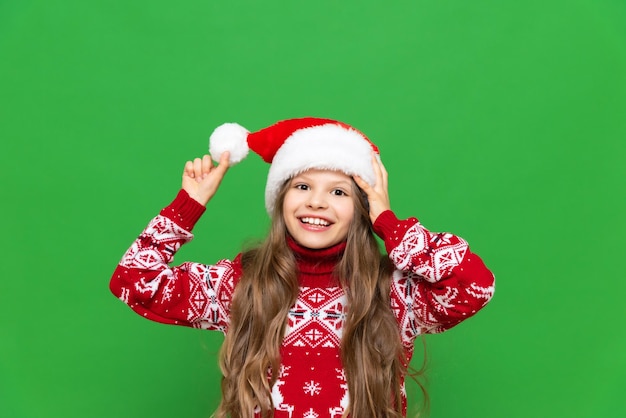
[306,190,328,209]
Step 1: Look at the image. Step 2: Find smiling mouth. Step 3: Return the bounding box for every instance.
[299,217,331,227]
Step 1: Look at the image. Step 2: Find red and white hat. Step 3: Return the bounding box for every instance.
[209,117,380,213]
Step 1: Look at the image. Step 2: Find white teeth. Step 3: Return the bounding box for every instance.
[301,217,330,226]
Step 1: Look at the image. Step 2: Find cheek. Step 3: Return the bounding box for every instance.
[338,202,355,223]
[282,191,298,213]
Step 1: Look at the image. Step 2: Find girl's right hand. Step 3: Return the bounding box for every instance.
[182,152,230,206]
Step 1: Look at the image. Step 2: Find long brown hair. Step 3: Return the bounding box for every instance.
[215,177,425,417]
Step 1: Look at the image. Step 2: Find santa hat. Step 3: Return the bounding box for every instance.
[209,117,379,213]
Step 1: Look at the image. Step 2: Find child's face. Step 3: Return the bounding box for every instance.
[283,169,355,249]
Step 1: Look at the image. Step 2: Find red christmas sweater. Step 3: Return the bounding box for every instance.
[110,190,495,417]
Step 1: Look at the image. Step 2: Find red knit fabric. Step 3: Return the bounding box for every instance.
[110,191,495,416]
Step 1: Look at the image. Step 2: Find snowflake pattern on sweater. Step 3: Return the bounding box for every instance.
[110,190,495,416]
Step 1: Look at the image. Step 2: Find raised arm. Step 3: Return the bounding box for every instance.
[375,211,494,336]
[355,154,495,338]
[109,154,240,330]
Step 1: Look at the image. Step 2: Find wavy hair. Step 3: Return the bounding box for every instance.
[215,177,427,417]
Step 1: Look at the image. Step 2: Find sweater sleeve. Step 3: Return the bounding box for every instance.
[373,210,495,339]
[109,190,241,332]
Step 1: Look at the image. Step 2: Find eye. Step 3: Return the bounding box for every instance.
[294,183,309,191]
[331,189,348,196]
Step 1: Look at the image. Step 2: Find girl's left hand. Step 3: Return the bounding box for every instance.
[353,153,391,224]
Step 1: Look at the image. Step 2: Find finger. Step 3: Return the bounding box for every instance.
[371,153,383,185]
[377,156,389,186]
[202,155,212,178]
[353,175,371,193]
[193,158,203,179]
[183,160,195,178]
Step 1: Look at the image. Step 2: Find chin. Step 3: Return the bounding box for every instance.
[296,236,340,250]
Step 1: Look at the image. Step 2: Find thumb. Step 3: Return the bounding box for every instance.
[213,151,231,176]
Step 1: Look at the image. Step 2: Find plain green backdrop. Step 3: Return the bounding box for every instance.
[1,1,625,417]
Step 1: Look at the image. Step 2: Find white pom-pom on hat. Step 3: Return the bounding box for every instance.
[209,123,250,165]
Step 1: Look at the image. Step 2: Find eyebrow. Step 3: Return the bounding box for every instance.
[292,174,352,188]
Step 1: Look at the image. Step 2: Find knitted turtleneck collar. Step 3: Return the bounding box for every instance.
[286,235,346,288]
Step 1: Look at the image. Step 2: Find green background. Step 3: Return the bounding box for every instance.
[1,0,625,417]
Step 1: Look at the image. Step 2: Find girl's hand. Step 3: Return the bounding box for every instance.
[353,153,391,224]
[182,152,230,206]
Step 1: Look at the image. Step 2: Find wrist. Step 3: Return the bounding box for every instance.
[187,192,209,207]
[160,190,207,230]
[372,210,398,239]
[372,208,389,223]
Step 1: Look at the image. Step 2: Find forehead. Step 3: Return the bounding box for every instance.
[291,169,353,183]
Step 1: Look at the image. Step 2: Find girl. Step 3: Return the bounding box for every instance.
[110,117,495,418]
